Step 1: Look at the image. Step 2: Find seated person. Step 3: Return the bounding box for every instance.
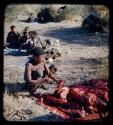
[24,47,58,94]
[26,13,34,23]
[43,64,57,78]
[21,31,42,54]
[19,26,30,49]
[6,25,20,49]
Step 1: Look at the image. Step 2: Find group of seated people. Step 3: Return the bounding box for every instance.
[5,25,61,60]
[5,25,42,54]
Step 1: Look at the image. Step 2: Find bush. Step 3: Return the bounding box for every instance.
[91,5,109,26]
[101,16,109,27]
[37,7,58,23]
[37,5,89,23]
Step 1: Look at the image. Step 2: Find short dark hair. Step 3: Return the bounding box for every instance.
[32,47,45,56]
[49,64,57,71]
[24,26,29,30]
[10,25,16,30]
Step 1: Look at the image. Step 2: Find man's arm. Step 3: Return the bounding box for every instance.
[44,63,58,82]
[6,32,10,43]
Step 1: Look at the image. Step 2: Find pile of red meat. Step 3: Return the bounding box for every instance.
[37,79,109,120]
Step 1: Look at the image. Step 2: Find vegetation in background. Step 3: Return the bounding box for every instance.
[37,7,58,23]
[92,5,109,26]
[5,5,109,22]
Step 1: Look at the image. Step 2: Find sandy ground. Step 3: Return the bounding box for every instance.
[3,19,109,121]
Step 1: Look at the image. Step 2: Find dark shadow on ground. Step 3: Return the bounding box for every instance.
[28,113,70,122]
[28,113,108,122]
[18,19,27,23]
[18,18,38,23]
[43,27,109,46]
[4,82,28,94]
[4,49,28,56]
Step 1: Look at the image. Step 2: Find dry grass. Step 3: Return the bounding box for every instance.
[5,5,109,22]
[3,56,109,121]
[96,57,109,80]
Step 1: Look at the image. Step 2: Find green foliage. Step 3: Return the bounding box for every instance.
[101,16,109,27]
[92,5,109,26]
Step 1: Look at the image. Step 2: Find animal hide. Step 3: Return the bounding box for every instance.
[33,79,109,121]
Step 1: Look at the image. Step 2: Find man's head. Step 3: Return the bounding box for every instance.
[49,64,57,74]
[10,25,16,31]
[24,26,29,32]
[29,31,37,39]
[32,47,45,63]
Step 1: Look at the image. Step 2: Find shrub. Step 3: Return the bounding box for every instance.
[37,5,90,23]
[37,7,58,23]
[91,5,109,26]
[54,6,77,22]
